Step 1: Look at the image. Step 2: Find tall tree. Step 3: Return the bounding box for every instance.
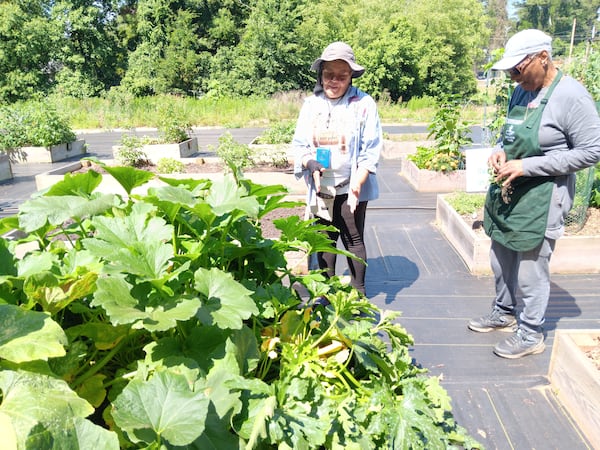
[514,0,600,56]
[208,0,318,96]
[0,1,60,102]
[486,0,510,52]
[344,0,422,101]
[155,10,205,95]
[121,0,250,96]
[408,0,490,98]
[51,0,124,97]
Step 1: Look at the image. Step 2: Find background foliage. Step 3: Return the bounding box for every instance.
[2,0,598,105]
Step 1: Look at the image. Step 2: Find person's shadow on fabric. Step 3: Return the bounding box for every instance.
[543,281,583,332]
[364,255,419,304]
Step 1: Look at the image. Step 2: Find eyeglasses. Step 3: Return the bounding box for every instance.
[506,54,538,76]
[322,71,352,83]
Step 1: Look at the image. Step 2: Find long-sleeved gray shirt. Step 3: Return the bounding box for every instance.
[507,74,600,239]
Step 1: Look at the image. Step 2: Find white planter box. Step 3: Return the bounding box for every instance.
[549,330,600,447]
[436,194,600,275]
[435,194,491,275]
[0,153,13,181]
[381,139,434,160]
[401,157,466,192]
[113,138,198,164]
[21,139,87,163]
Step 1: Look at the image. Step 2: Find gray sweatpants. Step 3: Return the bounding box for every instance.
[490,237,556,333]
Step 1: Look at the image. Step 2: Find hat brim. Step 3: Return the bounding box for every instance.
[491,53,528,71]
[310,58,365,78]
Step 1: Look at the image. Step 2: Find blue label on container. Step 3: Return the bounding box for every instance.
[316,147,331,169]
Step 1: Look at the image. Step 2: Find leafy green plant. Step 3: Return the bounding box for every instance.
[445,191,485,215]
[408,95,472,172]
[212,132,255,171]
[565,47,600,101]
[158,106,192,143]
[479,48,512,147]
[254,121,296,144]
[23,103,77,147]
[251,121,294,169]
[156,157,186,173]
[252,146,290,169]
[0,164,481,449]
[0,102,76,162]
[114,135,150,167]
[0,106,28,162]
[590,163,600,208]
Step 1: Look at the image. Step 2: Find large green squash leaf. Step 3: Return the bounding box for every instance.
[72,416,120,450]
[192,404,240,449]
[112,370,209,446]
[84,202,173,279]
[18,195,117,233]
[206,175,260,217]
[44,170,102,196]
[0,238,17,276]
[0,370,117,449]
[17,252,57,278]
[18,196,89,232]
[0,305,67,363]
[101,164,156,195]
[194,267,258,329]
[205,350,242,419]
[22,270,98,314]
[91,276,201,331]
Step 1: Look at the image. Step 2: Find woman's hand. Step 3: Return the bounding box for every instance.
[493,159,524,187]
[348,167,369,213]
[488,150,507,172]
[305,159,324,192]
[488,151,523,187]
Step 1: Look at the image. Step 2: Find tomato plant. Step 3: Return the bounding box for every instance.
[408,95,472,173]
[0,161,481,449]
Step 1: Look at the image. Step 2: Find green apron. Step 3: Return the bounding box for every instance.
[484,71,563,252]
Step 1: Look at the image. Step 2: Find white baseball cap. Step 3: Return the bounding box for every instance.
[491,29,552,71]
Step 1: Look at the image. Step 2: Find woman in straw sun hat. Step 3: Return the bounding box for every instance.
[292,41,382,297]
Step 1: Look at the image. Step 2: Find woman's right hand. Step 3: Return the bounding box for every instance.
[488,151,507,172]
[306,159,324,192]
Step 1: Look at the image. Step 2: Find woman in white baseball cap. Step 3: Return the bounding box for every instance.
[468,29,600,359]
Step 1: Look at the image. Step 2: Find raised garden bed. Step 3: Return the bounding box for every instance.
[21,139,87,163]
[381,138,434,160]
[549,329,600,447]
[435,194,600,275]
[400,157,466,192]
[112,137,199,164]
[0,153,13,181]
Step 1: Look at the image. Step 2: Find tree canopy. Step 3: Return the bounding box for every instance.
[0,0,598,103]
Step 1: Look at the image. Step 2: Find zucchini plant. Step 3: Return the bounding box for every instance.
[0,161,481,449]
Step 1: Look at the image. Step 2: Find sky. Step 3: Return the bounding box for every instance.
[507,0,518,19]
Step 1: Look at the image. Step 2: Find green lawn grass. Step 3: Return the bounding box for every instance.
[48,92,494,130]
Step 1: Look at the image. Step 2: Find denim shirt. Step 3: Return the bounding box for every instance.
[292,86,382,207]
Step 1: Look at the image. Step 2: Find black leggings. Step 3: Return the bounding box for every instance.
[316,194,368,294]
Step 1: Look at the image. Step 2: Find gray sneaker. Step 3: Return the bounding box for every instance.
[493,328,545,359]
[468,309,517,333]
